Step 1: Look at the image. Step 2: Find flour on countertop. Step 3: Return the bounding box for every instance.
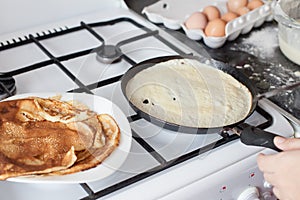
[231,26,279,59]
[229,23,300,120]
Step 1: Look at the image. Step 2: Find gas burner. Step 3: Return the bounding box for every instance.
[96,45,122,64]
[0,73,16,100]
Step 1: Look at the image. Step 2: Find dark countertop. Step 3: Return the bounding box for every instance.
[124,0,158,14]
[125,0,300,121]
[202,22,300,120]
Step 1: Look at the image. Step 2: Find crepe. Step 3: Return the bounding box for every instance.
[126,58,252,128]
[0,96,120,180]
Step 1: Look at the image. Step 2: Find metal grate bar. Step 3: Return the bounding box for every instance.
[71,75,123,93]
[256,106,273,129]
[5,60,54,77]
[121,54,137,65]
[29,34,93,94]
[127,114,141,123]
[80,21,105,43]
[80,183,95,197]
[0,82,13,96]
[132,130,167,165]
[116,30,159,47]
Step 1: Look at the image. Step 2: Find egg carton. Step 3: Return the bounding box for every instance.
[142,0,275,48]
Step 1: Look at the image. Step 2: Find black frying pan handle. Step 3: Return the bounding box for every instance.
[238,125,282,152]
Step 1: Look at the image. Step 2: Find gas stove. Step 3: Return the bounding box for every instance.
[0,1,295,200]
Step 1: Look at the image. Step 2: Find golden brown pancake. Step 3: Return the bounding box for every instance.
[0,96,120,180]
[50,114,120,176]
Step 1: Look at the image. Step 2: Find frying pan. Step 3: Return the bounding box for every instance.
[121,55,298,152]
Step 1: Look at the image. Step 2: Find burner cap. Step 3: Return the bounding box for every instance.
[0,74,16,100]
[96,45,122,64]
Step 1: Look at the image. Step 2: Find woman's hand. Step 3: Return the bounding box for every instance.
[257,136,300,200]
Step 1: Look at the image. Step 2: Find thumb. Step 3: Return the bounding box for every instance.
[274,136,300,151]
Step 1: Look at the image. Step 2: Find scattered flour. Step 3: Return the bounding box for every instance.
[232,26,279,59]
[230,24,300,119]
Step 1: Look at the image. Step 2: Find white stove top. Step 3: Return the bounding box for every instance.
[0,2,295,200]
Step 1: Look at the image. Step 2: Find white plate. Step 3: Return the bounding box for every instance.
[3,92,132,183]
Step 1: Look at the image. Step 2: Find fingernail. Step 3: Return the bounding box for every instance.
[274,136,286,144]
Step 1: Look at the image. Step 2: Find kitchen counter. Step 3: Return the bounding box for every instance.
[203,22,300,121]
[125,0,300,124]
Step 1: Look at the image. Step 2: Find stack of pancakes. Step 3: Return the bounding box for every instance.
[0,96,120,180]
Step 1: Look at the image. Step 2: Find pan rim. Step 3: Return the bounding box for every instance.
[121,55,258,134]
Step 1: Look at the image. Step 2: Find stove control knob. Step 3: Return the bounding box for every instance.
[262,192,274,200]
[237,187,260,200]
[264,181,273,188]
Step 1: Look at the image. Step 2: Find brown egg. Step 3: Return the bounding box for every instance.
[221,12,239,23]
[203,6,221,21]
[236,6,250,16]
[205,18,226,37]
[247,0,264,10]
[227,0,248,13]
[185,12,208,30]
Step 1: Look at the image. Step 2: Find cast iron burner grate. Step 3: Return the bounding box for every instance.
[0,17,273,200]
[0,73,16,100]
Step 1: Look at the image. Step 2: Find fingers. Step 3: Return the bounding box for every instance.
[257,154,280,190]
[263,171,277,185]
[272,187,281,200]
[257,149,300,200]
[257,153,276,173]
[274,136,300,151]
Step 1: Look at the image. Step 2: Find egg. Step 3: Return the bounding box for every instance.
[185,12,208,30]
[221,12,238,23]
[247,0,264,10]
[227,0,248,13]
[203,6,221,21]
[205,18,226,37]
[236,6,250,16]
